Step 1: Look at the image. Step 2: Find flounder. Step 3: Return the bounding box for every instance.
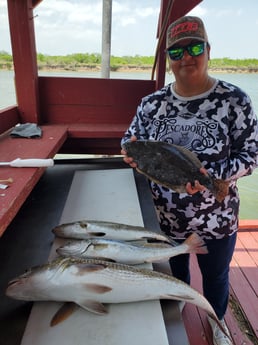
[122,140,229,202]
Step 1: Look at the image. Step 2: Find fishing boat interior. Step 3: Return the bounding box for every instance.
[0,1,257,344]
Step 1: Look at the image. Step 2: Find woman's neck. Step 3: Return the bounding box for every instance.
[173,75,215,97]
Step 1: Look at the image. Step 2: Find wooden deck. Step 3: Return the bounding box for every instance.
[181,228,258,345]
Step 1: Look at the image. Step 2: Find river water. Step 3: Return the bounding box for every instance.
[0,70,257,219]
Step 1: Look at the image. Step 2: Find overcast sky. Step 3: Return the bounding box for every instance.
[0,0,258,59]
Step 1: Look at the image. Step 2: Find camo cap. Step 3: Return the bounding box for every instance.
[166,16,208,49]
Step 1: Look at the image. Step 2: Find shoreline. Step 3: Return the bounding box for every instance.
[39,66,258,74]
[1,65,258,74]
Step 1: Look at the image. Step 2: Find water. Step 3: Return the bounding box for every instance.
[0,70,17,108]
[0,69,257,219]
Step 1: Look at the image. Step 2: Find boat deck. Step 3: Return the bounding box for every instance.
[181,229,258,345]
[0,161,257,345]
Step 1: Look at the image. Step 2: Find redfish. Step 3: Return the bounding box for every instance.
[52,220,171,243]
[56,233,208,264]
[6,257,222,331]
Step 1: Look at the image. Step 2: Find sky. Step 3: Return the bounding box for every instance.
[0,0,258,59]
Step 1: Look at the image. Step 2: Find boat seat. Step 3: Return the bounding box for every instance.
[38,76,156,154]
[0,125,67,236]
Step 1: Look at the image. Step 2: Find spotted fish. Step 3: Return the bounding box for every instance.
[56,233,208,264]
[52,220,172,243]
[122,140,229,202]
[6,257,227,337]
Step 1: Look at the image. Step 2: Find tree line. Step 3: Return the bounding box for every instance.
[0,51,258,72]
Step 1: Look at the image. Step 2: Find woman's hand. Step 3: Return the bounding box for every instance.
[185,167,208,195]
[121,136,138,168]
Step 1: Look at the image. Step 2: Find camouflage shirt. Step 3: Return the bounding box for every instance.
[121,79,258,240]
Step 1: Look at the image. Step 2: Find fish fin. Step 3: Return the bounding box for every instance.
[162,294,195,301]
[140,242,172,249]
[184,233,208,255]
[169,239,181,246]
[50,302,78,327]
[213,179,230,202]
[135,167,153,181]
[78,300,109,315]
[141,236,172,244]
[84,283,112,294]
[135,167,168,189]
[77,262,107,273]
[92,243,110,250]
[89,256,116,263]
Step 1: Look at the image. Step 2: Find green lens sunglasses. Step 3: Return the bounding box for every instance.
[167,42,207,61]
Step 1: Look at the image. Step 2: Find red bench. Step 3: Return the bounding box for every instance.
[38,77,156,154]
[0,125,67,236]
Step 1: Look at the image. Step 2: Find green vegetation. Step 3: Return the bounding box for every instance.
[1,51,258,72]
[36,53,155,71]
[37,52,103,70]
[209,58,258,72]
[0,51,13,70]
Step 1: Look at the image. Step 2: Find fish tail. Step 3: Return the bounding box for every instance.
[207,313,233,341]
[185,233,208,255]
[213,179,230,202]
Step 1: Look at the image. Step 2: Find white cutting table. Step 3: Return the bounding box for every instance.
[20,168,171,345]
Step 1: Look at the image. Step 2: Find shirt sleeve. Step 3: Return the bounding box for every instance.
[210,93,258,181]
[121,97,150,146]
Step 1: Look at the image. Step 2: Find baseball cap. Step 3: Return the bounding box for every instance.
[166,16,208,49]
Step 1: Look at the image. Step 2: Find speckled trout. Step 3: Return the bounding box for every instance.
[122,140,229,202]
[56,233,208,264]
[52,220,171,243]
[6,257,223,330]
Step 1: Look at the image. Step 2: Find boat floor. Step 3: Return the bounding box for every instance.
[0,160,257,345]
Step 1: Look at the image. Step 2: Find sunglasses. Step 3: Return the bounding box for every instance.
[167,42,207,61]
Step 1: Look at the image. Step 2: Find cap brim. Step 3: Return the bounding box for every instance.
[167,36,206,50]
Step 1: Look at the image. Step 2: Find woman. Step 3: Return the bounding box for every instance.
[121,16,258,345]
